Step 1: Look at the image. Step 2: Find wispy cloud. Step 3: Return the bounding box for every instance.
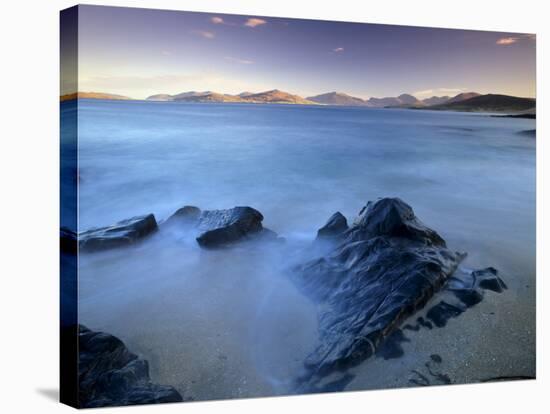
[225,56,254,65]
[191,30,215,39]
[333,47,344,53]
[496,33,536,46]
[244,18,267,28]
[496,37,519,45]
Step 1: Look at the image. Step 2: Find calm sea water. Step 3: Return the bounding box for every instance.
[62,100,536,400]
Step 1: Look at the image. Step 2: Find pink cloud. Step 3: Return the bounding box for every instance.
[333,47,344,53]
[244,18,267,28]
[496,37,518,45]
[211,16,224,24]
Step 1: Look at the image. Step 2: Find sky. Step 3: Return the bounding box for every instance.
[62,5,536,100]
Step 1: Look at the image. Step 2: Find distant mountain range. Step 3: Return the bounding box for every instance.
[146,89,315,105]
[145,89,483,108]
[306,91,483,108]
[61,89,535,113]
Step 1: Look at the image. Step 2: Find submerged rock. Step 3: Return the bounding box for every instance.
[78,325,182,408]
[316,212,349,240]
[164,205,201,225]
[294,197,465,387]
[79,214,158,252]
[196,206,272,248]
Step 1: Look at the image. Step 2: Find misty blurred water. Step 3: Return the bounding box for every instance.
[63,100,535,400]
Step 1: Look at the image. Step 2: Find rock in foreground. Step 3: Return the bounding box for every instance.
[196,206,273,248]
[294,198,465,387]
[78,325,182,408]
[79,214,158,252]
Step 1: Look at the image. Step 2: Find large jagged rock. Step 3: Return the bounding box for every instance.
[79,214,158,252]
[294,198,465,387]
[316,212,349,240]
[78,325,182,408]
[196,206,274,248]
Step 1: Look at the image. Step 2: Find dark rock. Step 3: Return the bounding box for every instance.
[474,267,507,292]
[79,214,158,252]
[60,227,77,254]
[164,205,201,225]
[196,206,267,248]
[293,198,465,388]
[426,301,463,328]
[375,329,410,360]
[78,325,182,408]
[430,354,443,363]
[316,212,349,240]
[423,267,507,328]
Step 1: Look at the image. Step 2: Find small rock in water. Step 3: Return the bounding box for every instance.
[78,325,182,407]
[196,206,275,248]
[316,212,349,240]
[79,214,158,252]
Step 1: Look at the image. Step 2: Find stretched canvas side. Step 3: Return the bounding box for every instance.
[60,5,79,409]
